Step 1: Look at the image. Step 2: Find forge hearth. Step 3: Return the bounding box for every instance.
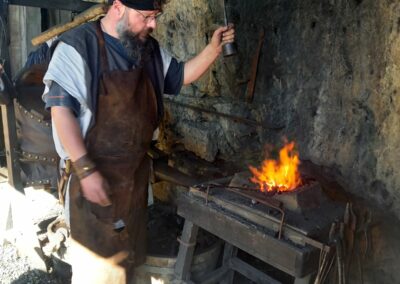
[229,171,327,213]
[174,172,346,283]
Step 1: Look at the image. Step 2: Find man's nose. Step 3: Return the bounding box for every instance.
[147,18,157,30]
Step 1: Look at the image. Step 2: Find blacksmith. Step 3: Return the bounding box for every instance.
[42,0,234,282]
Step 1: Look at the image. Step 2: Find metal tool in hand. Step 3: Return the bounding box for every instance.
[222,0,237,57]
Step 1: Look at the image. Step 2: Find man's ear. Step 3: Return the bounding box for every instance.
[113,0,126,19]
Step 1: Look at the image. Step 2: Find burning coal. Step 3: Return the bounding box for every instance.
[249,142,302,192]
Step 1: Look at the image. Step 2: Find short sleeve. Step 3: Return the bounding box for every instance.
[164,58,184,95]
[159,47,184,95]
[45,81,80,116]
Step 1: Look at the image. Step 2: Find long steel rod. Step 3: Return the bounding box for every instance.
[164,99,284,130]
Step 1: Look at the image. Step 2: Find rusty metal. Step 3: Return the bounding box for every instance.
[336,236,345,284]
[358,210,372,259]
[216,184,277,197]
[164,99,285,130]
[314,221,337,284]
[42,217,69,257]
[315,246,329,284]
[206,185,210,205]
[344,203,357,277]
[246,28,265,102]
[318,247,336,284]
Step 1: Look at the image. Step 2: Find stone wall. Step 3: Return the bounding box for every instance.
[154,0,400,221]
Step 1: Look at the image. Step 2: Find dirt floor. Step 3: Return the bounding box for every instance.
[0,242,62,284]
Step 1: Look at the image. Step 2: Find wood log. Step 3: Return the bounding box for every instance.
[31,4,109,46]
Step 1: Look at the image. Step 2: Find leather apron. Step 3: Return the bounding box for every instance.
[68,22,158,283]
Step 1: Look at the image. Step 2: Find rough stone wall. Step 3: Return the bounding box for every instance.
[155,0,400,221]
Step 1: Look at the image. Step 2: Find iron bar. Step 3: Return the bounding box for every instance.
[164,99,285,130]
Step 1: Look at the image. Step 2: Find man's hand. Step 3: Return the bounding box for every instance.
[183,24,235,85]
[80,171,112,207]
[210,24,235,54]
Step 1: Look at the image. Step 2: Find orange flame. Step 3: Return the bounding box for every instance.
[249,142,302,192]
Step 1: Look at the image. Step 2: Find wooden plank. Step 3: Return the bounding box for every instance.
[8,0,94,12]
[177,193,319,277]
[1,103,23,191]
[229,257,281,284]
[174,220,199,281]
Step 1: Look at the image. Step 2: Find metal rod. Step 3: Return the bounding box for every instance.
[164,99,285,130]
[210,184,277,196]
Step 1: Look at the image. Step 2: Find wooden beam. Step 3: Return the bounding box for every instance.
[0,0,23,192]
[1,102,23,192]
[8,0,94,12]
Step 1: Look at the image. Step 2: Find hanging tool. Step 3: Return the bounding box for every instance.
[222,0,237,57]
[246,28,265,102]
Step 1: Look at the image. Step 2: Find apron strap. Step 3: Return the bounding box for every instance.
[95,20,110,74]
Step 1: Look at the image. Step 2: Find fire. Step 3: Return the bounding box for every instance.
[249,142,302,192]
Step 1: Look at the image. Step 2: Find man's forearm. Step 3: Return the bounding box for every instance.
[183,44,220,85]
[51,106,87,162]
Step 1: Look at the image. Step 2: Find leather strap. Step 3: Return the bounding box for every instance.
[95,20,110,74]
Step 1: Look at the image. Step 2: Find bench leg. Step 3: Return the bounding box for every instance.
[174,220,199,281]
[220,242,237,284]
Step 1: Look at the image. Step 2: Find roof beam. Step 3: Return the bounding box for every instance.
[8,0,94,12]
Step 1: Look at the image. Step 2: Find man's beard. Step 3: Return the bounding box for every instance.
[116,18,154,67]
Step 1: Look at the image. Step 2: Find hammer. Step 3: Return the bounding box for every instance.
[222,0,237,57]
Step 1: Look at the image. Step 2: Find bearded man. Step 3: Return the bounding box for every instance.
[42,0,234,282]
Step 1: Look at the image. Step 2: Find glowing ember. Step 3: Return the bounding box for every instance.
[249,142,302,192]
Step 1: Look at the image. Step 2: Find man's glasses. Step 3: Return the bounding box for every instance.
[132,8,163,23]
